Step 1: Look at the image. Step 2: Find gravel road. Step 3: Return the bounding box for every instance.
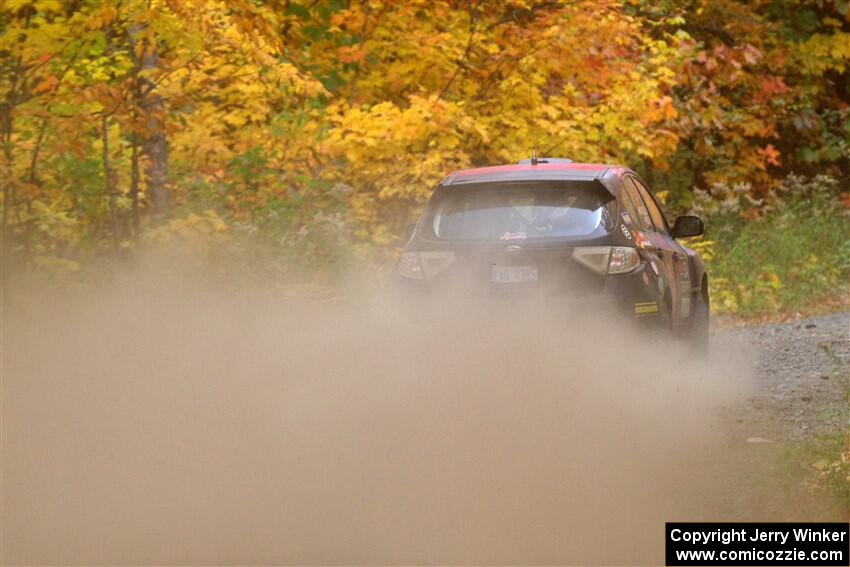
[693,310,849,523]
[714,310,849,442]
[3,294,848,562]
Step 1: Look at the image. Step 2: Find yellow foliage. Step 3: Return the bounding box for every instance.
[797,32,850,74]
[4,0,846,277]
[685,237,715,261]
[144,210,231,264]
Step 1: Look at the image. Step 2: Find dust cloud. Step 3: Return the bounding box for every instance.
[2,263,753,565]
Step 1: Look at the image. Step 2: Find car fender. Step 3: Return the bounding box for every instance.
[682,246,708,299]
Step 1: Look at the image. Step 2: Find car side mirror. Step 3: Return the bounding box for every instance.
[671,215,704,238]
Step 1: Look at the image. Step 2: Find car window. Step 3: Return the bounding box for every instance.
[620,178,654,231]
[631,177,668,233]
[427,181,615,241]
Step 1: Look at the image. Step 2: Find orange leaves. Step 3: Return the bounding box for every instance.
[85,3,118,30]
[32,75,59,94]
[759,144,781,167]
[338,45,366,64]
[653,96,678,120]
[758,76,789,97]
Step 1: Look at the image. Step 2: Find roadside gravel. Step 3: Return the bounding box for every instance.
[714,310,849,441]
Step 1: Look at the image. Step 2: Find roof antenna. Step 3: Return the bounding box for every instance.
[526,57,538,165]
[517,13,538,166]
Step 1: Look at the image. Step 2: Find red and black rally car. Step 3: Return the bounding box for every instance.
[396,157,710,348]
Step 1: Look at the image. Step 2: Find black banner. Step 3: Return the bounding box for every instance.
[666,523,849,566]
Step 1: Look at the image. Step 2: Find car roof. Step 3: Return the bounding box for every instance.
[440,162,621,187]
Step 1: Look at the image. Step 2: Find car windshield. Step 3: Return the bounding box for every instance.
[427,182,614,241]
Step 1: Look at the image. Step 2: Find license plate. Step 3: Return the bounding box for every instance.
[491,265,538,284]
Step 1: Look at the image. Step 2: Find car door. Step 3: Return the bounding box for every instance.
[628,176,693,326]
[620,175,682,327]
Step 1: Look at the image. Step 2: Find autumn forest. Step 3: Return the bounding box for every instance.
[1,0,849,314]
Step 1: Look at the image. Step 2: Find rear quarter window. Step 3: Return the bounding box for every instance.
[631,177,669,232]
[621,178,654,231]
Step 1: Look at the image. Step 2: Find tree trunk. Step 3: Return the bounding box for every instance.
[130,136,141,242]
[1,105,13,251]
[101,114,120,254]
[128,21,170,220]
